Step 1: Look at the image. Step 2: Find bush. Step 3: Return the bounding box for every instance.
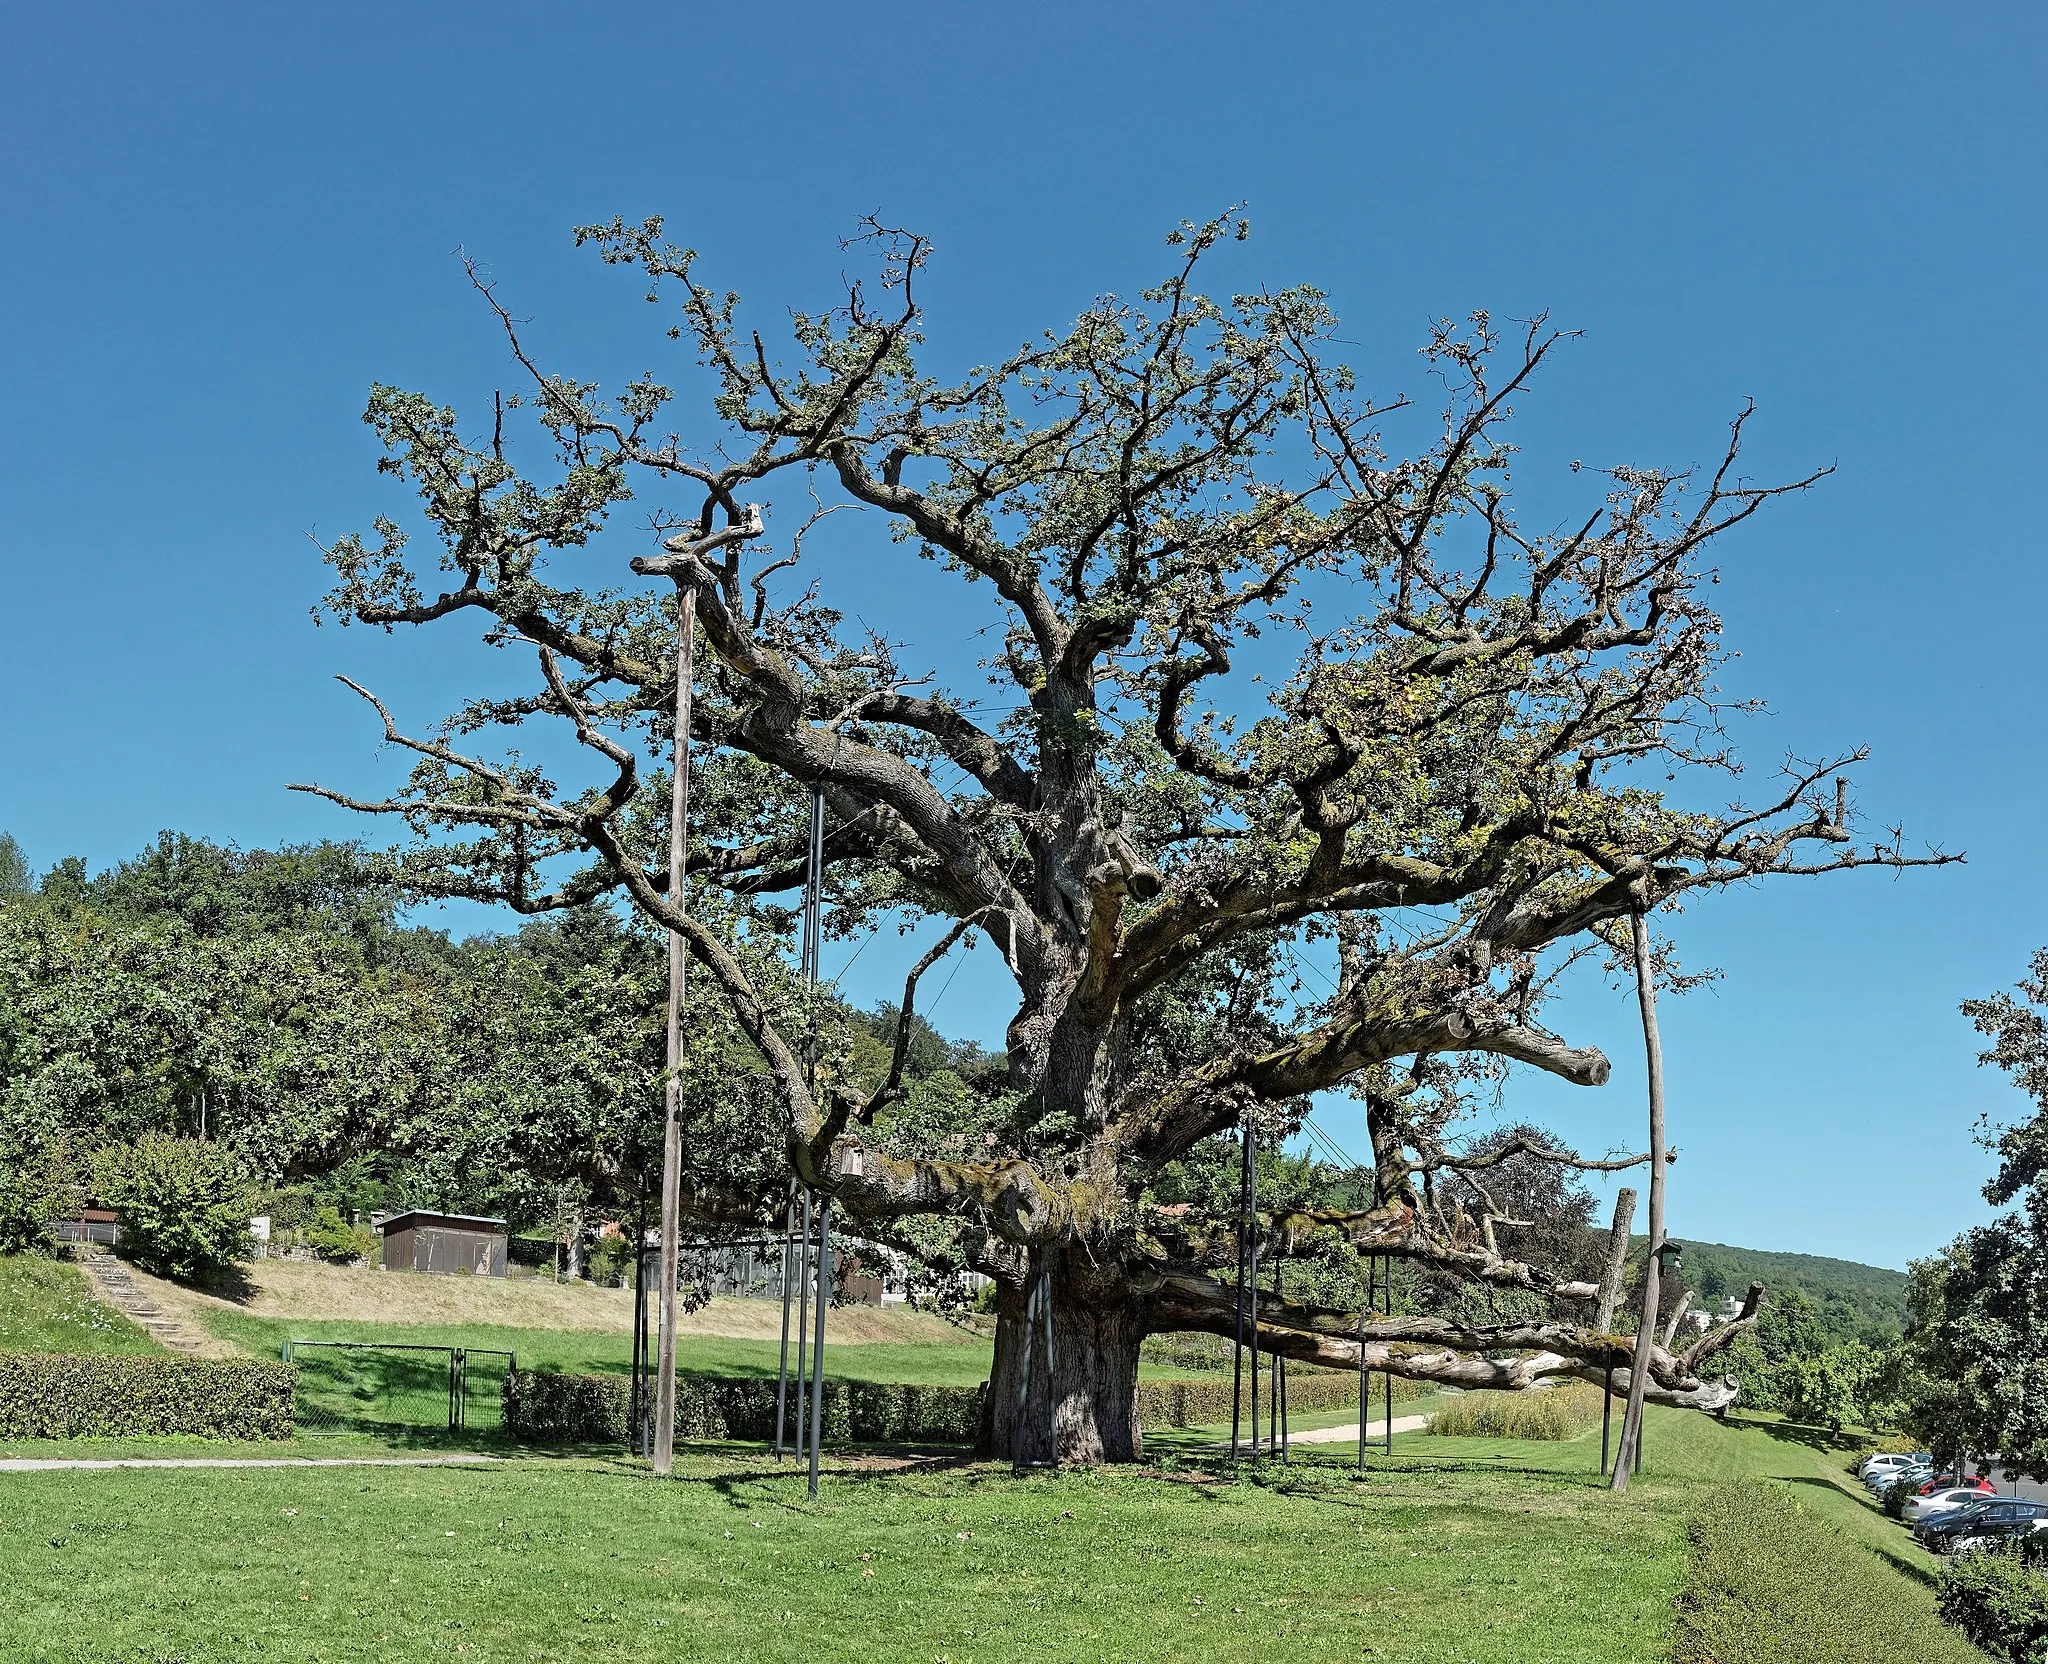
[1675,1480,1984,1663]
[92,1134,253,1281]
[0,1141,68,1256]
[1426,1381,1606,1440]
[303,1206,376,1265]
[1938,1548,2048,1662]
[0,1352,295,1439]
[504,1370,984,1445]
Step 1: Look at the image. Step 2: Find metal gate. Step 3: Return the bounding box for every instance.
[283,1341,516,1434]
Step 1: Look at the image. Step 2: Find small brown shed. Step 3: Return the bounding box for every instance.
[378,1211,508,1276]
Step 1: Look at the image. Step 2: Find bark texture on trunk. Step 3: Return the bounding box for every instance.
[976,1250,1146,1466]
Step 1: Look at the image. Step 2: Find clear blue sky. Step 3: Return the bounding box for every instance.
[2,2,2042,1270]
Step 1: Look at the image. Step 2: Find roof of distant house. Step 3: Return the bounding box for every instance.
[377,1210,508,1234]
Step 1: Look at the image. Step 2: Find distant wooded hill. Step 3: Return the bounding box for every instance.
[1636,1237,1910,1341]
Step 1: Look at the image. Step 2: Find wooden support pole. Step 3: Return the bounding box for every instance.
[1612,912,1667,1494]
[652,585,696,1477]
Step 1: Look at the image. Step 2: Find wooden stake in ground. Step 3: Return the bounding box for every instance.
[1595,1188,1636,1336]
[1611,912,1666,1493]
[652,585,696,1478]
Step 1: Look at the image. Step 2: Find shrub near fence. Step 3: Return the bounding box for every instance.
[0,1353,295,1439]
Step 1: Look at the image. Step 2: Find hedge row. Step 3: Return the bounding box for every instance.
[1672,1480,1983,1664]
[503,1370,984,1446]
[505,1362,1425,1446]
[0,1352,295,1439]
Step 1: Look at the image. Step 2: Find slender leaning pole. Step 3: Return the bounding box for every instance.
[1595,1188,1636,1477]
[652,585,697,1477]
[1611,911,1667,1493]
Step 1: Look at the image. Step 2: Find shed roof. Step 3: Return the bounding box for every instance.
[378,1210,508,1235]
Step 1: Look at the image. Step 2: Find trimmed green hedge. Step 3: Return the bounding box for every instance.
[505,1363,1420,1446]
[1938,1548,2048,1662]
[0,1352,295,1439]
[1673,1481,1982,1663]
[503,1370,983,1446]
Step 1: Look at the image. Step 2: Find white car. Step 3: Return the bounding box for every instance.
[1868,1460,1935,1493]
[1903,1485,1996,1524]
[1860,1452,1928,1484]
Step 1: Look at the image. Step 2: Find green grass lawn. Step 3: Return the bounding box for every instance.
[0,1404,1974,1664]
[0,1255,158,1356]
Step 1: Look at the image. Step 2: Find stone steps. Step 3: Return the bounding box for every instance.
[74,1252,205,1353]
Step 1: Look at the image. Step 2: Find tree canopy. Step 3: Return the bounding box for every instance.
[297,213,1947,1461]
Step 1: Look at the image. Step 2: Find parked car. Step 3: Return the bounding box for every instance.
[1860,1451,1930,1480]
[1911,1472,1989,1497]
[1903,1483,1997,1524]
[1867,1458,1933,1489]
[1921,1499,2048,1554]
[1874,1466,1937,1499]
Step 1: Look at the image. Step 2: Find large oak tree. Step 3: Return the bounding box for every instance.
[302,215,1944,1463]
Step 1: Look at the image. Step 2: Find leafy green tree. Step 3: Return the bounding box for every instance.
[297,213,1945,1462]
[1893,952,2048,1476]
[0,834,30,899]
[0,1137,68,1255]
[92,1133,254,1281]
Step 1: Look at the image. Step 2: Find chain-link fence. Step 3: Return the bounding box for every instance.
[283,1341,515,1434]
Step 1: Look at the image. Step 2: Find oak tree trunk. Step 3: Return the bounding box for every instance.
[975,1247,1146,1465]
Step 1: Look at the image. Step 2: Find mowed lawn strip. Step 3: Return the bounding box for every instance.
[2,1420,1683,1664]
[0,1405,1973,1663]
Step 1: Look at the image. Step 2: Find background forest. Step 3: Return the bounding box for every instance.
[0,825,1903,1415]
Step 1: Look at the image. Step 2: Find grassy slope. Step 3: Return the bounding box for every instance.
[0,1255,158,1356]
[0,1405,1974,1664]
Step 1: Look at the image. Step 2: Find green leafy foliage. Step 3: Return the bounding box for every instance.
[1661,1240,1908,1341]
[91,1134,254,1281]
[1894,950,2048,1473]
[0,1139,67,1256]
[0,1352,294,1438]
[302,1206,376,1265]
[1674,1480,1984,1663]
[1937,1549,2048,1663]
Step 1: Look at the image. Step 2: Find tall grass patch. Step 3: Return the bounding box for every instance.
[1426,1381,1604,1439]
[0,1254,158,1355]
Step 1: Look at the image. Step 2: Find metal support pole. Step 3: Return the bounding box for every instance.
[1356,1285,1368,1474]
[1236,1114,1253,1459]
[1382,1255,1393,1456]
[1274,1258,1289,1462]
[1601,1362,1614,1475]
[631,1243,647,1456]
[774,1179,798,1459]
[792,1186,814,1455]
[1230,1123,1251,1461]
[807,1196,831,1498]
[1612,911,1668,1494]
[652,584,696,1478]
